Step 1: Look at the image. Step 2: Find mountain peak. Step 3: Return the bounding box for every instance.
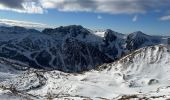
[133,31,143,34]
[104,29,117,43]
[56,25,83,29]
[128,31,148,38]
[43,25,90,38]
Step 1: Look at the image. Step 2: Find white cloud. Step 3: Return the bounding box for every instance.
[97,15,102,20]
[0,4,44,14]
[132,15,138,22]
[160,15,170,21]
[0,19,52,30]
[0,0,44,14]
[40,0,170,14]
[0,0,170,14]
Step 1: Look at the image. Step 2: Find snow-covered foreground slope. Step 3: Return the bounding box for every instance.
[0,45,170,99]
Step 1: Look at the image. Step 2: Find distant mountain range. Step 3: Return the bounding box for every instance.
[0,25,169,72]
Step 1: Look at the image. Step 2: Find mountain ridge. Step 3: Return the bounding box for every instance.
[0,25,169,72]
[0,24,170,99]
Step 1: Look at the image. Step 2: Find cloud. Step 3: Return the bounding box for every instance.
[0,0,44,14]
[0,0,170,14]
[0,0,24,9]
[160,15,170,21]
[0,19,52,30]
[132,15,138,22]
[97,15,102,20]
[41,0,170,14]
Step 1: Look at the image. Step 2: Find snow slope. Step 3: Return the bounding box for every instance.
[0,45,170,99]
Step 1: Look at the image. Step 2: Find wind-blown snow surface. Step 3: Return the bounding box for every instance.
[0,45,170,99]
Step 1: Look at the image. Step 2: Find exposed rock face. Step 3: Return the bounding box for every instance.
[126,31,150,51]
[101,29,125,60]
[0,25,113,72]
[126,31,164,51]
[103,29,117,45]
[0,25,169,72]
[60,38,113,72]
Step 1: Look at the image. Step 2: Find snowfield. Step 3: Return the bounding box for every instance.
[0,45,170,100]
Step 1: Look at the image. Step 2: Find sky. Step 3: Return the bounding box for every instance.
[0,0,170,35]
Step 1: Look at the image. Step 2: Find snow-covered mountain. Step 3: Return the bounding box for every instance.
[0,25,170,99]
[126,31,168,51]
[0,25,113,72]
[0,45,170,99]
[0,25,169,73]
[99,45,170,87]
